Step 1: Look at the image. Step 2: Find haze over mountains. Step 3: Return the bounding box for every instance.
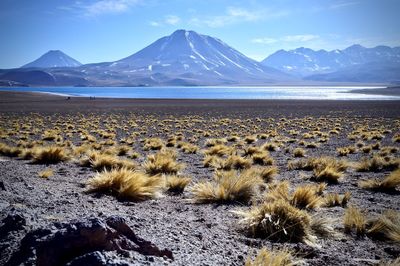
[0,30,399,86]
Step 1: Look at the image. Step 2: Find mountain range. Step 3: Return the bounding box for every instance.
[0,30,399,86]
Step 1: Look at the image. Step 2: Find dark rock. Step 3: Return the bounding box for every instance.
[66,251,107,266]
[0,211,26,238]
[0,181,5,191]
[6,216,173,266]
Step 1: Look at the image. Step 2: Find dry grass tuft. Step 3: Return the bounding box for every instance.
[288,157,348,183]
[367,210,400,243]
[356,156,400,172]
[359,169,400,192]
[204,144,233,157]
[293,148,305,158]
[252,150,274,166]
[87,168,162,201]
[32,146,70,164]
[165,175,191,194]
[38,168,54,178]
[245,248,299,266]
[290,185,322,210]
[235,200,313,243]
[85,152,136,171]
[337,146,356,156]
[143,138,164,151]
[191,170,263,204]
[143,150,184,175]
[219,155,252,170]
[344,205,366,236]
[323,192,351,207]
[0,142,22,157]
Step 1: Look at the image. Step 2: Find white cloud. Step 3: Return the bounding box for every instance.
[252,34,320,45]
[164,15,180,25]
[82,0,140,16]
[190,6,288,28]
[149,15,181,27]
[251,38,278,45]
[282,34,319,42]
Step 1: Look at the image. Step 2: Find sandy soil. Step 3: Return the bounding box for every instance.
[0,91,399,265]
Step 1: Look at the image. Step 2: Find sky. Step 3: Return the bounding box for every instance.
[0,0,399,68]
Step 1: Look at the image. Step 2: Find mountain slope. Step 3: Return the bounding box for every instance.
[262,45,400,77]
[104,29,292,84]
[22,50,82,68]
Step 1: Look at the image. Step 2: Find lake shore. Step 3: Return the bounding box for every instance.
[347,86,400,96]
[1,91,400,117]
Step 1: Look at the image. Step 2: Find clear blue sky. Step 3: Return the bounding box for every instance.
[1,0,399,68]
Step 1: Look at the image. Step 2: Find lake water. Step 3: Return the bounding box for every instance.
[0,86,398,100]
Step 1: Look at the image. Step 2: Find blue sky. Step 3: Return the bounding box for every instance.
[0,0,399,68]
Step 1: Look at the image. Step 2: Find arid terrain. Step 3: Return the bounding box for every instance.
[0,92,399,266]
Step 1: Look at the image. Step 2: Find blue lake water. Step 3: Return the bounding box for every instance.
[0,86,398,100]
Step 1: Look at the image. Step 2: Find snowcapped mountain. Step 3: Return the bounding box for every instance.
[262,45,400,77]
[21,50,82,68]
[100,29,291,84]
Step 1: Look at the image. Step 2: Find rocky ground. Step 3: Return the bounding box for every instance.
[0,92,399,265]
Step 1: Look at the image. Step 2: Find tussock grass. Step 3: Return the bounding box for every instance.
[245,248,299,266]
[344,206,366,236]
[288,157,348,183]
[235,200,313,243]
[205,138,227,147]
[219,155,252,170]
[252,150,274,166]
[87,168,162,201]
[247,166,278,183]
[337,146,356,156]
[323,192,351,207]
[203,144,233,157]
[359,169,400,192]
[83,151,136,171]
[38,168,54,178]
[143,150,184,175]
[143,138,164,151]
[179,142,198,154]
[290,185,322,210]
[356,156,400,172]
[32,146,70,164]
[367,210,400,243]
[293,148,305,158]
[165,175,191,194]
[0,142,22,157]
[191,170,263,204]
[262,142,279,151]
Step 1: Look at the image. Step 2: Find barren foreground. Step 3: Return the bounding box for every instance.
[0,92,399,266]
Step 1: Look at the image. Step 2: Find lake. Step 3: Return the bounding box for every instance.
[0,86,398,100]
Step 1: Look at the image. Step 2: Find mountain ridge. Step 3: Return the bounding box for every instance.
[21,50,82,69]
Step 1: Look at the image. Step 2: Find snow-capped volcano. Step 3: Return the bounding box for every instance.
[21,50,82,68]
[110,29,289,82]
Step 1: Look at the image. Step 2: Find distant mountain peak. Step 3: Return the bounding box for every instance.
[262,44,400,77]
[21,50,82,68]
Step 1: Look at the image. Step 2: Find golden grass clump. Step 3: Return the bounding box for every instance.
[235,200,312,243]
[290,185,322,210]
[344,205,366,236]
[359,169,400,192]
[86,168,162,201]
[0,142,22,157]
[203,144,233,157]
[367,210,400,243]
[245,248,298,266]
[356,156,400,172]
[323,192,351,207]
[262,142,279,151]
[191,170,263,204]
[85,151,136,171]
[293,148,305,158]
[32,146,70,164]
[179,142,198,154]
[165,175,191,194]
[288,157,348,183]
[247,166,278,183]
[38,168,54,178]
[143,150,184,175]
[252,150,274,166]
[337,146,356,156]
[143,138,164,151]
[219,155,252,170]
